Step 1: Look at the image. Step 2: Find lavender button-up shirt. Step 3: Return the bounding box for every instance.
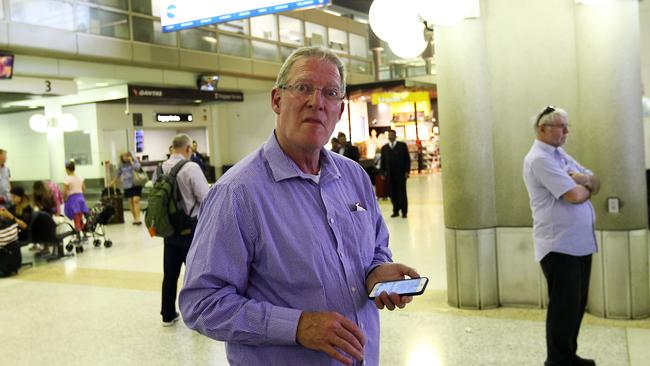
[523,139,597,262]
[179,133,392,366]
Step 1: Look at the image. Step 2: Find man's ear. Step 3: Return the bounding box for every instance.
[338,99,345,119]
[271,88,281,115]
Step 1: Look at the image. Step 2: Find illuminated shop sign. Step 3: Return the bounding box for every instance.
[155,113,193,123]
[371,91,430,104]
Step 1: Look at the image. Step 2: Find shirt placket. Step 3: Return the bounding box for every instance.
[320,183,365,325]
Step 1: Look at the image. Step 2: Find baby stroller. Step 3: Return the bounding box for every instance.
[65,202,114,253]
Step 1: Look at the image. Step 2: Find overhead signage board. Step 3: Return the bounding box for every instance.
[161,0,330,32]
[0,76,77,95]
[129,85,243,103]
[155,113,193,123]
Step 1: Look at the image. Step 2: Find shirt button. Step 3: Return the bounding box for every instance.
[329,217,334,224]
[351,286,357,293]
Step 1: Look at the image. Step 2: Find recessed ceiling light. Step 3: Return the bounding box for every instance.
[76,80,83,85]
[29,105,39,109]
[202,36,217,44]
[95,82,109,87]
[193,99,202,103]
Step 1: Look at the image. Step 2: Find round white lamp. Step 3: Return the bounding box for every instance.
[58,113,78,132]
[29,114,48,133]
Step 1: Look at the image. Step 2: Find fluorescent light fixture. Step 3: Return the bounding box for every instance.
[323,9,342,17]
[95,82,109,87]
[29,105,39,109]
[202,36,217,44]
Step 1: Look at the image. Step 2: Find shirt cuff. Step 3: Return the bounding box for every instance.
[267,305,302,345]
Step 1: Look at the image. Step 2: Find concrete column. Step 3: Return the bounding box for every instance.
[574,1,649,319]
[436,16,498,309]
[44,103,66,183]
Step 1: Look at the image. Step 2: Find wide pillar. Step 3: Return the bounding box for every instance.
[44,103,66,184]
[574,1,649,319]
[436,17,498,309]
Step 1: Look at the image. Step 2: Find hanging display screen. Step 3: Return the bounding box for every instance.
[161,0,330,32]
[0,53,14,79]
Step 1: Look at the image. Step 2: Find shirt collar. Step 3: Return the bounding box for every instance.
[533,139,558,155]
[262,131,341,184]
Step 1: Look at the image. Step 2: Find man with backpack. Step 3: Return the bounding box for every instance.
[149,134,209,327]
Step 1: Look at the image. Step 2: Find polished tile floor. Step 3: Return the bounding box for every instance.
[2,173,649,365]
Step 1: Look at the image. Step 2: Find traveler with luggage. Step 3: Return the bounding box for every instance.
[113,152,144,225]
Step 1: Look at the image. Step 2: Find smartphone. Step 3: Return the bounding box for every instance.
[368,277,428,299]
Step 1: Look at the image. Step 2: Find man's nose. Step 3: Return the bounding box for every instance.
[306,89,326,108]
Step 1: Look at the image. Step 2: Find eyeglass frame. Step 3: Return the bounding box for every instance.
[278,82,346,102]
[542,122,570,129]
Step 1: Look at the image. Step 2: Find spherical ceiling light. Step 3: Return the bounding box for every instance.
[416,0,473,27]
[368,0,395,42]
[29,114,48,133]
[389,36,428,60]
[59,113,78,132]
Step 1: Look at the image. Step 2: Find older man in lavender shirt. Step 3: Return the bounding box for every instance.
[180,46,420,366]
[523,106,600,366]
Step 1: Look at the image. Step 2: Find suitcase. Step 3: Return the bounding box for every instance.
[101,188,124,225]
[0,241,21,277]
[375,175,389,199]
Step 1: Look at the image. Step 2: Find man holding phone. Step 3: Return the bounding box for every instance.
[180,47,420,366]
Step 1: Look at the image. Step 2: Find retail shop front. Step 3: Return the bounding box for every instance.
[342,80,439,174]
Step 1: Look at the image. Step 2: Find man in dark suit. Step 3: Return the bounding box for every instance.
[336,132,360,163]
[380,130,411,218]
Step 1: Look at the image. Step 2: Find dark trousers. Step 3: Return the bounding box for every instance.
[161,233,192,322]
[540,252,592,366]
[388,176,408,215]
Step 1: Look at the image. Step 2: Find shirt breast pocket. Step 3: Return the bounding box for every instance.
[348,210,375,263]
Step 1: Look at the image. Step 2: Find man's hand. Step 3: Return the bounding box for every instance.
[366,263,420,310]
[296,312,366,366]
[569,172,589,186]
[569,172,600,194]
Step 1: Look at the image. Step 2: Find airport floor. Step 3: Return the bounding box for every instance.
[2,173,650,365]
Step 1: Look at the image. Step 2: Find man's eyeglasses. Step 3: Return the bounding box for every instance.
[536,105,556,126]
[279,82,345,102]
[543,123,570,129]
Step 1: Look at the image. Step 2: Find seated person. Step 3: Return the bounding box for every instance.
[0,186,33,243]
[33,181,57,215]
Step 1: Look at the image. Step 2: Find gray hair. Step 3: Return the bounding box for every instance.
[172,134,192,149]
[275,46,347,93]
[534,106,568,132]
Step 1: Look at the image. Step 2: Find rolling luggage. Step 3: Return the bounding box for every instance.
[375,175,389,199]
[101,187,124,224]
